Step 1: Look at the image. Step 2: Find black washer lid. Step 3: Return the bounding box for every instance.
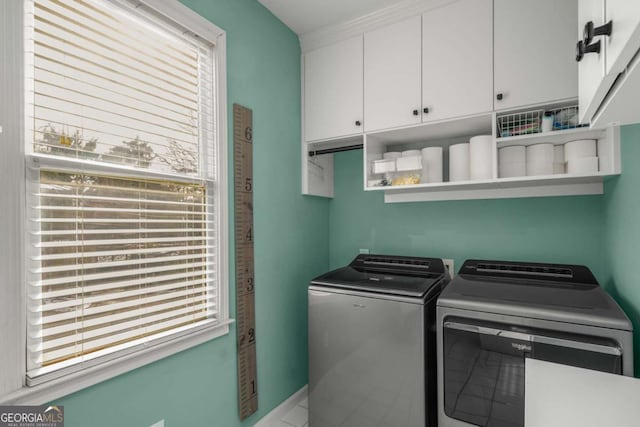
[310,254,447,299]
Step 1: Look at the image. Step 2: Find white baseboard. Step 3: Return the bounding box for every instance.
[253,384,308,427]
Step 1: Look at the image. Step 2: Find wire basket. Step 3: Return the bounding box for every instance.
[548,105,587,130]
[497,109,543,138]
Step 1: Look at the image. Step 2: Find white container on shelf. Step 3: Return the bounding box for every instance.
[526,143,554,176]
[469,135,493,181]
[401,149,421,157]
[396,155,422,171]
[449,143,470,182]
[564,139,597,161]
[501,163,527,178]
[553,145,565,174]
[383,151,402,160]
[553,163,566,174]
[372,158,396,174]
[393,155,422,186]
[553,145,565,163]
[421,146,443,183]
[541,112,554,132]
[567,156,599,174]
[369,153,382,174]
[498,146,526,178]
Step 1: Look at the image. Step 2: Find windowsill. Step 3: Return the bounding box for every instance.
[0,320,232,405]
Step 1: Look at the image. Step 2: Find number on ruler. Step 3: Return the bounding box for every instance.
[245,177,252,192]
[245,126,253,141]
[247,276,254,292]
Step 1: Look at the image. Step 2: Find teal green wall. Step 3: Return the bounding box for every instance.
[604,124,640,373]
[52,1,329,426]
[329,124,640,374]
[329,150,607,281]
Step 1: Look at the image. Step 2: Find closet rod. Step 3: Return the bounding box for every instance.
[308,144,363,157]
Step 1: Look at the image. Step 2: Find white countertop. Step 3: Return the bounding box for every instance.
[525,359,640,427]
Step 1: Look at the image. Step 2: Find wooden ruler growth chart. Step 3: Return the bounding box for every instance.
[234,104,257,420]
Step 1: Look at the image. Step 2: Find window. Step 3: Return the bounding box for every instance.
[0,0,227,394]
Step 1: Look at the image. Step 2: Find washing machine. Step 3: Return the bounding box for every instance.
[437,259,633,427]
[309,254,450,427]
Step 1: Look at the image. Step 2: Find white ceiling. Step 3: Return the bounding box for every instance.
[258,0,406,35]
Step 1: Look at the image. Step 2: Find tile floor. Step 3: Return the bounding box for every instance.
[272,394,308,427]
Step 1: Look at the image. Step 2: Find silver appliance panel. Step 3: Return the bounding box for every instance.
[309,288,425,427]
[436,306,634,427]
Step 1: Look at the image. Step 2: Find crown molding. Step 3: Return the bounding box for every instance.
[299,0,458,52]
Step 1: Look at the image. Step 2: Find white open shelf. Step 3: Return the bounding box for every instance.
[384,174,610,202]
[302,102,622,202]
[372,171,615,192]
[363,113,620,202]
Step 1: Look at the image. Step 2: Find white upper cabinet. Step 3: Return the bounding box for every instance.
[494,0,578,110]
[604,1,640,76]
[422,0,493,123]
[304,36,363,142]
[364,16,422,132]
[578,0,640,126]
[578,0,608,123]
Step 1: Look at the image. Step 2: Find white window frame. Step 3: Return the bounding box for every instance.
[0,0,229,404]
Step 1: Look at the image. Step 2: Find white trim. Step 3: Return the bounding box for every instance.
[121,0,225,45]
[20,0,30,401]
[384,181,604,203]
[301,54,307,194]
[1,322,232,405]
[214,31,229,326]
[299,0,457,52]
[253,385,308,427]
[27,154,210,184]
[0,0,27,399]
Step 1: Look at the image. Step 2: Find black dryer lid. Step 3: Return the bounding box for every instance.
[311,254,447,299]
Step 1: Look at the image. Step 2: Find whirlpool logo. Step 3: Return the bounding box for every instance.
[511,342,532,352]
[0,405,64,427]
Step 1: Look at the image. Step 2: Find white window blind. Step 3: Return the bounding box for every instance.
[27,0,215,177]
[24,0,222,384]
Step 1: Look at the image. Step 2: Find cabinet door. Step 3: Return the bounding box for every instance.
[364,16,422,132]
[304,36,363,142]
[494,0,578,110]
[422,0,493,123]
[605,0,640,75]
[578,0,607,123]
